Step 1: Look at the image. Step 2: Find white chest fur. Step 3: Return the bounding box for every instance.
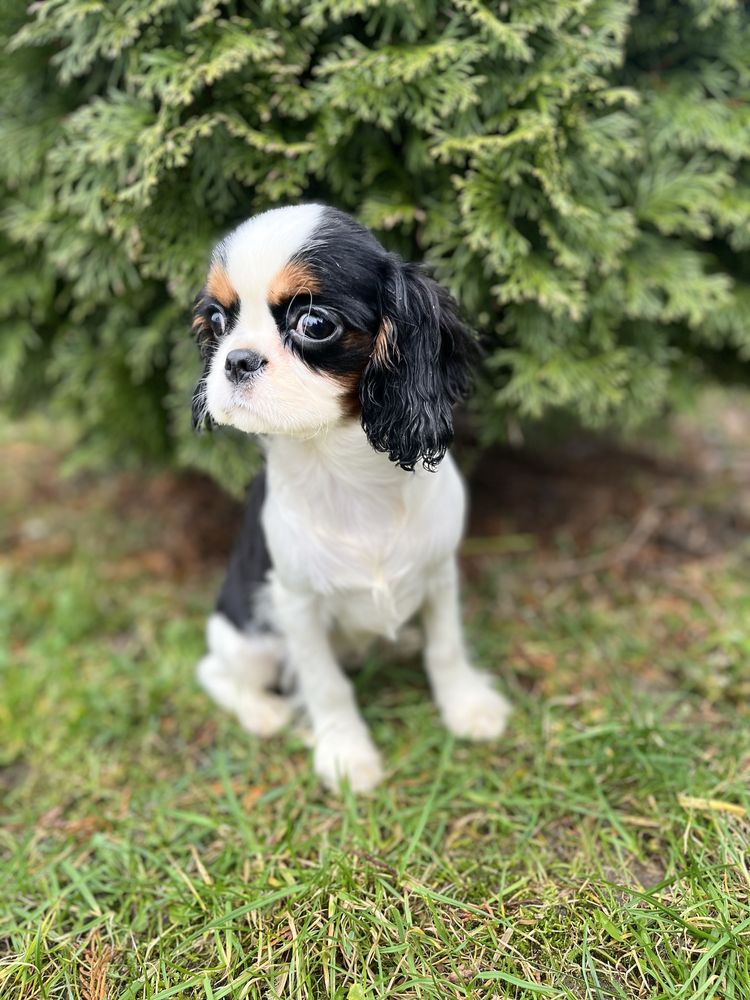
[261,423,466,639]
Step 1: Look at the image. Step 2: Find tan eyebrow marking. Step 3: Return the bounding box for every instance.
[267,262,320,306]
[205,264,238,307]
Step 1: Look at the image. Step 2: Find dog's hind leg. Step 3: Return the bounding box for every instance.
[196,471,291,737]
[197,613,291,736]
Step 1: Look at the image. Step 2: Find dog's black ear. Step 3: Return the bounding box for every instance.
[360,261,478,471]
[191,288,214,432]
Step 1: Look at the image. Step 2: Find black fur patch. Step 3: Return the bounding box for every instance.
[267,209,388,383]
[216,470,272,630]
[359,262,479,471]
[269,207,479,470]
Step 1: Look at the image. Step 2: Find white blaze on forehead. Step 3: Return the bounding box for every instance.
[220,203,326,304]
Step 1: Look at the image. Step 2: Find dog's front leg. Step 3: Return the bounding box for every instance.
[422,558,511,740]
[275,584,384,793]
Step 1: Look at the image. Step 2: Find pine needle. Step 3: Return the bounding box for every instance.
[79,932,114,1000]
[678,795,746,817]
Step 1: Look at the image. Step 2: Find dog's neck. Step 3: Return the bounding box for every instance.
[262,420,424,536]
[264,419,415,491]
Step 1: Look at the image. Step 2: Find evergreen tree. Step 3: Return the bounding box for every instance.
[2,0,748,492]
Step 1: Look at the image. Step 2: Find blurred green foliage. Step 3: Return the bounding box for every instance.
[1,0,749,493]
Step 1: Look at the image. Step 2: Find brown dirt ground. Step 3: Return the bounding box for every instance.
[3,395,750,583]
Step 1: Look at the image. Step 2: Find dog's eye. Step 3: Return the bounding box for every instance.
[210,310,226,336]
[293,311,341,342]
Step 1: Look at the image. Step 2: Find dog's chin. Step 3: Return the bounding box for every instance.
[205,365,348,438]
[210,406,273,435]
[207,395,338,439]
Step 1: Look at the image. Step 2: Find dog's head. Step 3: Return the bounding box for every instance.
[192,204,477,470]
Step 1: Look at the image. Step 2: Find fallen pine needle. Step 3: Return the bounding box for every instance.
[678,794,746,817]
[621,814,661,828]
[80,932,114,1000]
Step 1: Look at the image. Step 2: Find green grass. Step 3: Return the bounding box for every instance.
[1,408,749,999]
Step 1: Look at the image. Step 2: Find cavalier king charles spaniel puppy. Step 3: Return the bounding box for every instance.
[192,204,510,792]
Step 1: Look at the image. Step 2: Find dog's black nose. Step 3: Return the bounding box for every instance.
[225,349,267,384]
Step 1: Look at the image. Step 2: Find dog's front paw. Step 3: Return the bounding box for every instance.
[314,724,384,794]
[438,671,511,741]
